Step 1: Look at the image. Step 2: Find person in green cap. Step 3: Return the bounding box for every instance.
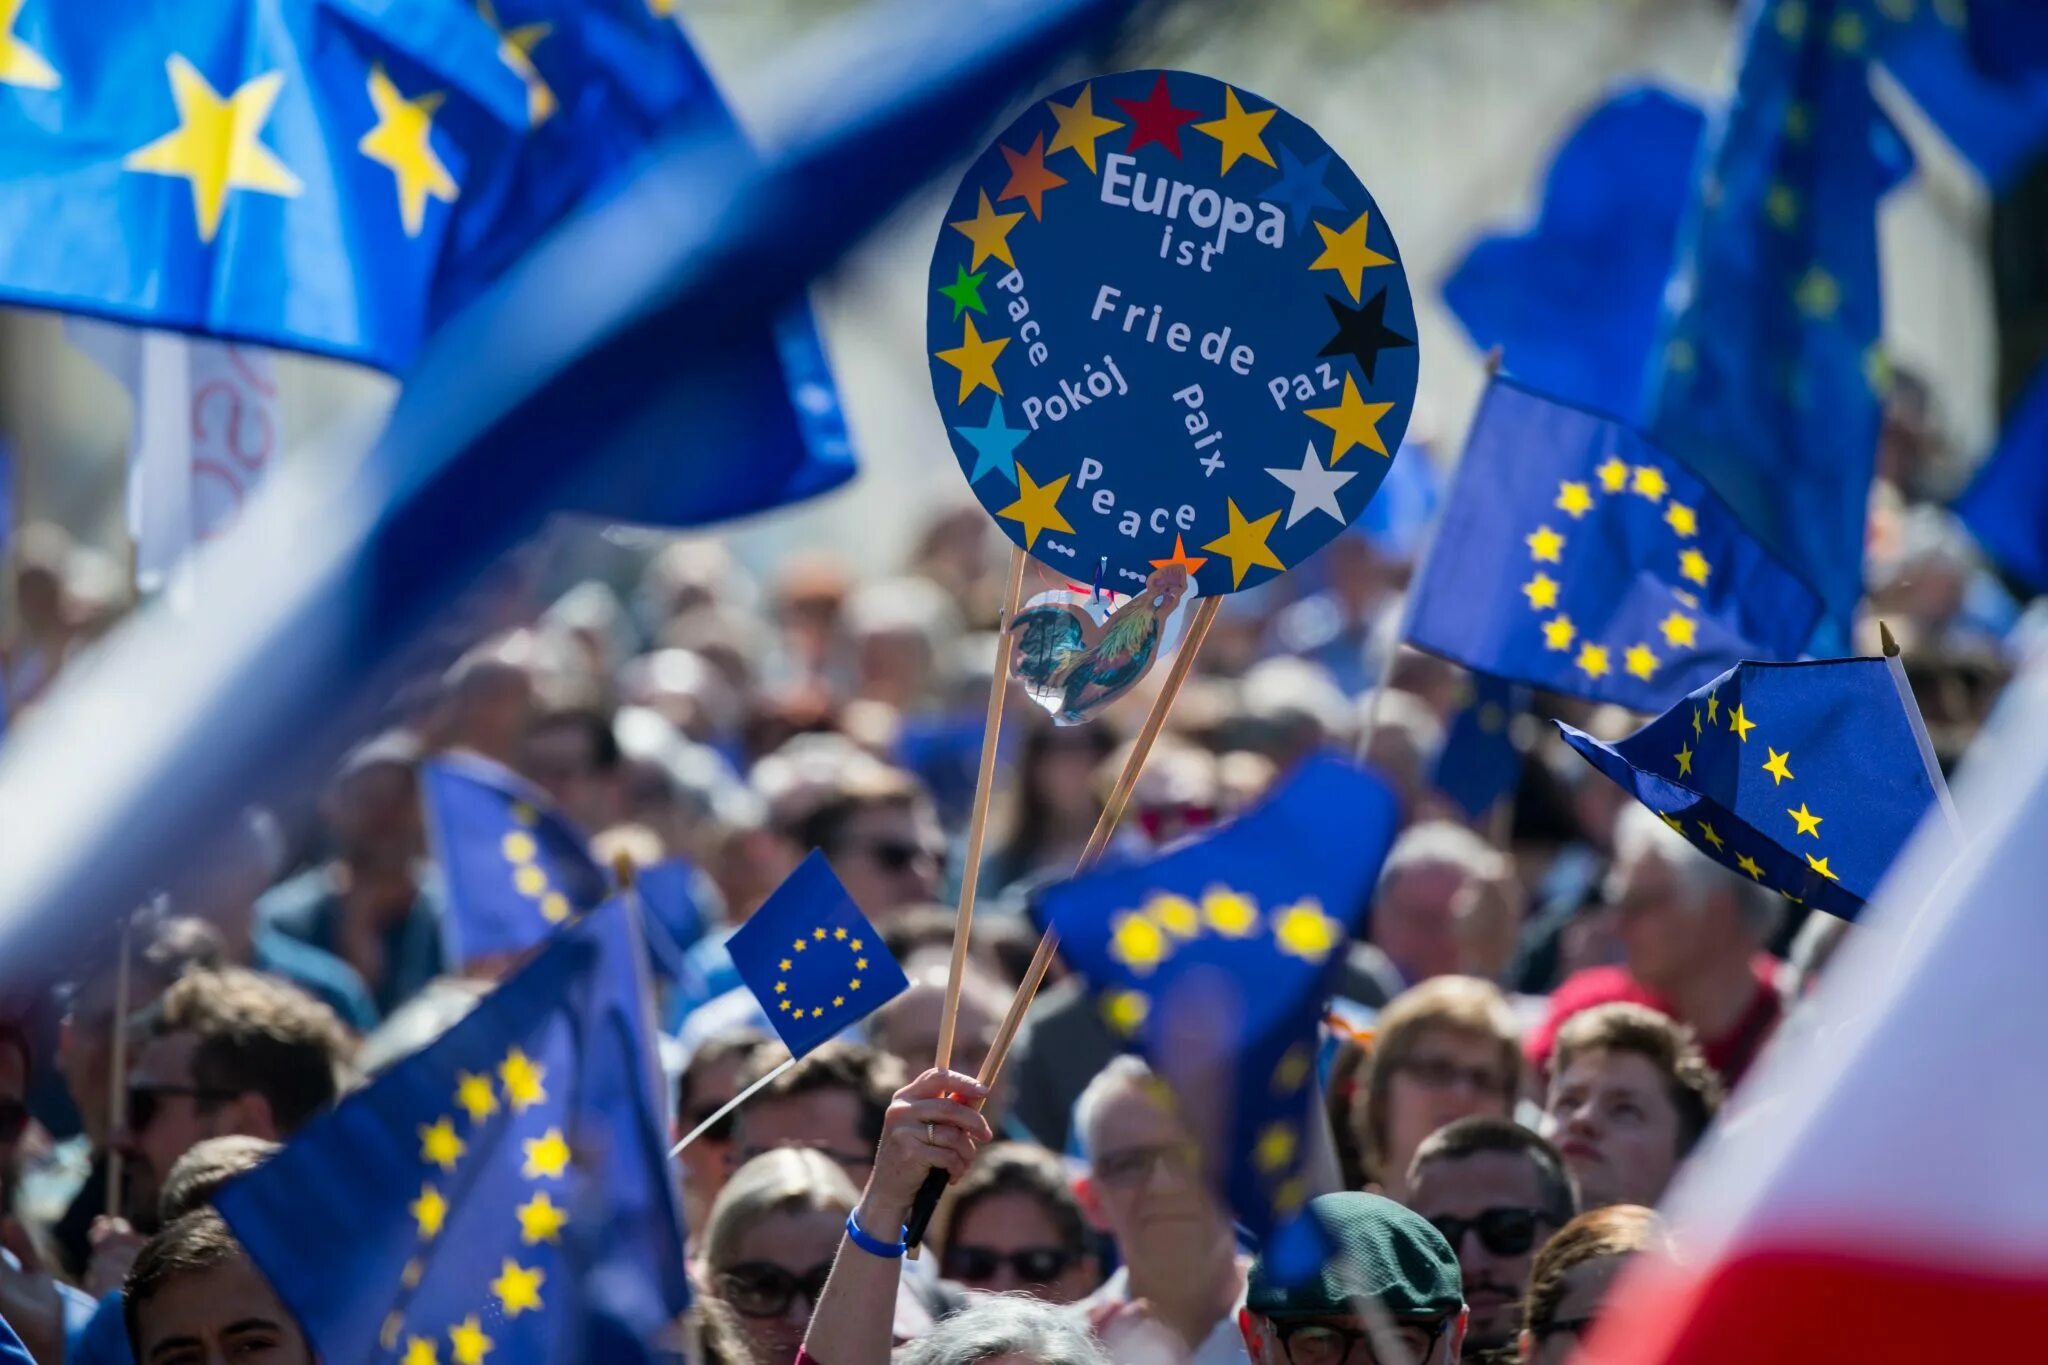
[1237,1191,1468,1365]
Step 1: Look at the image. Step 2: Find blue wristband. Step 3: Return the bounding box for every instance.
[845,1210,908,1259]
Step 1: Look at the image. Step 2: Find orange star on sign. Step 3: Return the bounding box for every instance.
[1149,534,1209,577]
[998,133,1066,221]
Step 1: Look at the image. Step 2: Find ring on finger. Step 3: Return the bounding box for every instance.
[925,1121,937,1145]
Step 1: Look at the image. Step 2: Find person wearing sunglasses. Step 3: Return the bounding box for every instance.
[1405,1119,1578,1362]
[928,1143,1100,1306]
[676,1030,772,1231]
[1518,1204,1664,1364]
[1239,1191,1468,1365]
[798,766,946,921]
[702,1148,865,1365]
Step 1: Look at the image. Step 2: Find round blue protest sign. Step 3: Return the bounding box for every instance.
[928,69,1418,597]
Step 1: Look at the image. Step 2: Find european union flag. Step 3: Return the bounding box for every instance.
[1886,12,2048,192]
[726,851,910,1059]
[630,858,705,986]
[1433,673,1528,822]
[1405,378,1822,712]
[1556,657,1951,920]
[1645,0,1930,644]
[423,755,610,964]
[214,901,690,1362]
[1956,361,2048,595]
[1037,756,1400,1244]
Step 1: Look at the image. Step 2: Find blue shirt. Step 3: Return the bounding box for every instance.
[252,926,378,1032]
[256,866,446,1021]
[65,1291,129,1365]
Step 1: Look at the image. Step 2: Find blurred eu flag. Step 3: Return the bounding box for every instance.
[1956,362,2048,595]
[1885,12,2048,192]
[0,0,852,525]
[1406,378,1821,712]
[1433,673,1528,822]
[631,857,705,985]
[1037,756,1400,1244]
[423,755,610,964]
[1556,657,1950,920]
[727,851,910,1059]
[215,901,690,1362]
[1645,0,1927,646]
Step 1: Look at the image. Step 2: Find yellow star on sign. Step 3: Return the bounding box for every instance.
[1253,1122,1298,1174]
[455,1071,499,1125]
[1306,210,1394,303]
[403,1337,440,1365]
[1728,703,1755,742]
[1541,615,1575,652]
[1045,83,1123,173]
[1202,499,1286,588]
[1625,643,1659,681]
[949,188,1026,270]
[0,0,58,90]
[491,1260,546,1318]
[1526,525,1565,563]
[1100,990,1150,1036]
[1787,803,1823,838]
[1679,547,1712,586]
[522,1128,572,1180]
[1555,481,1594,519]
[499,1048,547,1112]
[419,1118,465,1172]
[1522,572,1560,610]
[1674,743,1694,777]
[1805,852,1838,881]
[1271,900,1343,963]
[124,56,304,244]
[1664,502,1699,538]
[1108,912,1170,975]
[935,316,1008,403]
[1763,748,1794,784]
[1192,86,1278,175]
[1146,893,1201,939]
[358,66,458,237]
[996,463,1074,549]
[1736,853,1766,881]
[410,1183,448,1239]
[1303,374,1395,462]
[448,1315,493,1365]
[1699,821,1726,853]
[1575,642,1611,679]
[1659,611,1697,649]
[1595,457,1629,493]
[517,1191,568,1245]
[1202,887,1261,937]
[478,0,554,126]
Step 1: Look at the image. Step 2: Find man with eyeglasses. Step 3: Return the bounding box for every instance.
[731,1041,907,1189]
[1404,1118,1577,1363]
[1238,1192,1467,1365]
[796,766,946,922]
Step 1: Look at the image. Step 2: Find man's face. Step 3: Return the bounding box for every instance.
[132,1249,313,1364]
[1610,852,1706,994]
[1241,1311,1460,1365]
[1543,1048,1683,1211]
[1406,1151,1560,1353]
[675,1051,749,1230]
[1079,1081,1223,1259]
[733,1087,873,1187]
[827,803,942,918]
[519,721,616,835]
[1378,1027,1514,1200]
[1371,863,1468,985]
[120,1033,229,1223]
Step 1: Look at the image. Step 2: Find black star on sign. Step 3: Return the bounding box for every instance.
[1319,288,1414,384]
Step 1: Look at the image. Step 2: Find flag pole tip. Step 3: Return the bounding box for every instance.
[611,851,638,890]
[1879,620,1899,658]
[1483,346,1504,377]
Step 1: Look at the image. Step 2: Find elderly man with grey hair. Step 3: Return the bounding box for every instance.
[1367,821,1512,990]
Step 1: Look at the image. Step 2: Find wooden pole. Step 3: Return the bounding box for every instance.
[933,546,1028,1074]
[104,914,132,1220]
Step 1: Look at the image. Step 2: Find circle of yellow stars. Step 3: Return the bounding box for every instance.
[775,925,870,1023]
[384,1045,573,1364]
[1097,888,1345,1038]
[1520,454,1709,687]
[500,804,574,926]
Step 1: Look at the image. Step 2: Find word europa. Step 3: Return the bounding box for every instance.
[1021,355,1130,429]
[1090,286,1257,375]
[1100,154,1287,269]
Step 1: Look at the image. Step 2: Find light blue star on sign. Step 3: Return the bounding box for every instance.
[1260,146,1343,232]
[956,397,1029,486]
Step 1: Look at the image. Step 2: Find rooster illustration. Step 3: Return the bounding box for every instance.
[1009,565,1191,723]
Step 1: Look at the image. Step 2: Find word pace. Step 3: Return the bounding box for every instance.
[1100,153,1286,271]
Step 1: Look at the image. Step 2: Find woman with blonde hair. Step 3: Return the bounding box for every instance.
[1520,1203,1667,1363]
[700,1149,861,1365]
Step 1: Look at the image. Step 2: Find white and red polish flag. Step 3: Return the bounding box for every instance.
[1589,665,2048,1364]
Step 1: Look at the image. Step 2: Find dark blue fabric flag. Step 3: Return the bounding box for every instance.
[423,755,610,964]
[1557,656,1949,920]
[1432,673,1528,821]
[1406,378,1821,712]
[215,901,690,1362]
[1964,0,2048,82]
[1956,362,2048,594]
[1646,0,1926,645]
[1444,85,1708,423]
[1886,13,2048,191]
[1036,755,1400,1247]
[726,851,910,1059]
[630,857,704,986]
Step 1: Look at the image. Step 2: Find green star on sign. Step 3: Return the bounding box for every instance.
[937,264,988,320]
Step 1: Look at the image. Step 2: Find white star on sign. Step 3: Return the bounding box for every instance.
[1265,442,1358,529]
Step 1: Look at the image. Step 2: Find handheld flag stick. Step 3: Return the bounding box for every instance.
[1879,621,1962,834]
[933,546,1029,1074]
[904,595,1223,1254]
[669,1056,798,1158]
[104,912,132,1219]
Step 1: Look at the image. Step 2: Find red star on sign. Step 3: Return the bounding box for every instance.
[999,134,1067,220]
[1115,73,1201,159]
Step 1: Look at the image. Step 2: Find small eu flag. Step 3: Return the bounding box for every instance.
[726,852,910,1059]
[630,857,706,986]
[1037,756,1401,1243]
[1556,657,1951,920]
[423,755,611,965]
[1955,361,2048,596]
[1433,673,1529,822]
[214,901,690,1362]
[1406,377,1821,712]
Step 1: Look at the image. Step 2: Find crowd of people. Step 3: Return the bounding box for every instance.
[0,364,2027,1365]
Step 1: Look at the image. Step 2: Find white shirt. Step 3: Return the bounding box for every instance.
[1075,1262,1252,1365]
